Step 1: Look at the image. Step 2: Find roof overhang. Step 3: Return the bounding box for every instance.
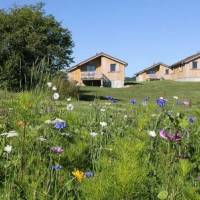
[67,52,128,72]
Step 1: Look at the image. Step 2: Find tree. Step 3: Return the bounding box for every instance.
[0,3,74,90]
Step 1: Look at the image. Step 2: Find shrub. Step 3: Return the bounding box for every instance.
[52,72,80,99]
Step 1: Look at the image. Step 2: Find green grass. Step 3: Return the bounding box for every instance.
[1,81,200,199]
[80,80,200,104]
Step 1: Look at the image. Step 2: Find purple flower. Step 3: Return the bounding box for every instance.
[50,165,63,171]
[159,130,181,142]
[105,96,113,100]
[183,100,190,106]
[188,116,196,124]
[51,147,64,154]
[159,130,168,140]
[130,99,136,104]
[54,122,66,129]
[112,99,118,103]
[156,98,167,107]
[85,171,94,178]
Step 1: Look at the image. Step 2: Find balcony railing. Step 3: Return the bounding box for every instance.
[147,74,160,79]
[81,72,103,79]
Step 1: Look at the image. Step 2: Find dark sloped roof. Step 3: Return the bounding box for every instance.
[135,63,169,76]
[170,52,200,68]
[67,52,128,72]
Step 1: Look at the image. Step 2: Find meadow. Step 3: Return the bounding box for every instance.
[0,81,200,199]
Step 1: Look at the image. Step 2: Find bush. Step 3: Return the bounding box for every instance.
[52,72,80,99]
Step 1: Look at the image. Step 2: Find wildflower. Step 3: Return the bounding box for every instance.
[54,121,66,129]
[124,115,128,119]
[183,100,190,106]
[37,136,47,142]
[159,130,168,140]
[90,132,98,137]
[112,99,118,103]
[130,99,136,104]
[52,86,57,91]
[67,104,74,111]
[67,97,71,102]
[105,96,113,100]
[51,146,64,154]
[148,130,157,137]
[4,145,12,154]
[72,169,85,182]
[173,96,178,100]
[188,116,196,124]
[85,171,94,178]
[156,98,167,107]
[100,122,107,127]
[100,108,106,112]
[50,164,63,171]
[1,130,18,138]
[47,82,52,88]
[159,130,181,142]
[53,93,59,100]
[16,120,25,128]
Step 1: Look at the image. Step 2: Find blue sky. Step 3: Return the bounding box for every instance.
[0,0,200,76]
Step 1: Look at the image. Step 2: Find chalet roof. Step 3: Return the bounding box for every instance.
[67,52,128,72]
[135,63,169,76]
[170,52,200,68]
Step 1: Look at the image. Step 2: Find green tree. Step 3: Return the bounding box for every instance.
[0,3,74,91]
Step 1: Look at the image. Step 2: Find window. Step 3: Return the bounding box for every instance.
[147,69,156,74]
[192,61,198,69]
[86,65,96,71]
[165,69,169,75]
[110,64,116,72]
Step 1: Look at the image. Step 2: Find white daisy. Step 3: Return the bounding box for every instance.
[124,115,128,119]
[148,130,157,137]
[47,82,52,88]
[1,130,18,138]
[173,96,178,100]
[52,86,57,91]
[67,97,71,102]
[53,93,59,100]
[100,108,106,112]
[4,145,12,154]
[37,136,47,142]
[100,122,107,127]
[90,132,98,137]
[67,104,74,111]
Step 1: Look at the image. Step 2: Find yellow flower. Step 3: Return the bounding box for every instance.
[72,169,85,182]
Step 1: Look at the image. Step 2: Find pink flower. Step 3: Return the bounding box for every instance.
[51,147,64,154]
[159,130,181,142]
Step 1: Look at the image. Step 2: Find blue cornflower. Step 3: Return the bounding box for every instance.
[156,98,167,107]
[50,165,63,171]
[112,99,118,103]
[130,99,136,104]
[54,121,66,129]
[105,96,114,100]
[188,116,196,124]
[85,171,94,178]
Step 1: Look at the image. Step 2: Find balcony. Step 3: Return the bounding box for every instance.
[147,74,160,80]
[81,71,103,80]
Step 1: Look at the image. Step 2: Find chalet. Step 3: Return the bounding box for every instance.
[170,52,200,81]
[67,52,128,88]
[135,63,172,82]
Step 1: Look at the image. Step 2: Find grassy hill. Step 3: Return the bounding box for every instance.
[80,80,200,104]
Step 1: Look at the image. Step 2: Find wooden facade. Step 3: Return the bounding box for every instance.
[68,52,128,88]
[136,53,200,82]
